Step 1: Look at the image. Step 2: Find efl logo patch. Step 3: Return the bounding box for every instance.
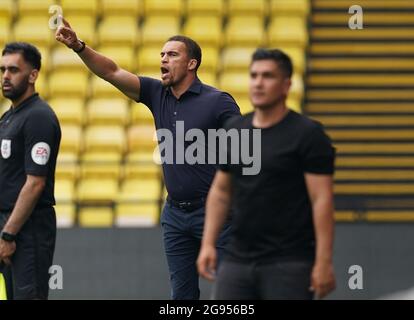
[1,139,11,159]
[31,142,51,165]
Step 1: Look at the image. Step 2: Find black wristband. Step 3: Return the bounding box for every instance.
[0,231,16,242]
[73,40,86,53]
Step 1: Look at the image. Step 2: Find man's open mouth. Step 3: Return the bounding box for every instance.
[160,67,170,78]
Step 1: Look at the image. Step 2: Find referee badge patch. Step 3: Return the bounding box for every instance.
[1,139,11,159]
[31,142,51,165]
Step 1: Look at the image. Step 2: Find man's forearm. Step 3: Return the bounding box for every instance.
[76,44,119,81]
[312,197,335,264]
[3,180,45,235]
[202,188,232,247]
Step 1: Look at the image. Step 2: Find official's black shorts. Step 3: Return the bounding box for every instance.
[0,207,56,300]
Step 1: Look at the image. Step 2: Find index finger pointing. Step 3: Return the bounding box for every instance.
[60,15,71,28]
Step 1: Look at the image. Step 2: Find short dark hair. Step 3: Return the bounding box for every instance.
[167,35,202,72]
[251,48,293,78]
[2,42,42,71]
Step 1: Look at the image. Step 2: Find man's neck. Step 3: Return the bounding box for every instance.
[11,88,35,109]
[170,74,196,99]
[252,101,290,129]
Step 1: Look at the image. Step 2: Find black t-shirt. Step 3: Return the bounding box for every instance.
[220,110,336,263]
[0,94,61,212]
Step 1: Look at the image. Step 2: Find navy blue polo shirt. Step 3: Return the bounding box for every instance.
[138,76,241,200]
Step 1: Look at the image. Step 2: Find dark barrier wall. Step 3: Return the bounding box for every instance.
[49,224,414,300]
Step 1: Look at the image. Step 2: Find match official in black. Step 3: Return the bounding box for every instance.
[0,42,61,300]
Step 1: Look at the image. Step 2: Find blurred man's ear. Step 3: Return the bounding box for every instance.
[29,69,39,84]
[283,78,292,95]
[188,59,198,71]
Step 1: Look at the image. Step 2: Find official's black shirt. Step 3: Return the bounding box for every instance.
[138,77,241,201]
[0,93,61,212]
[220,110,336,263]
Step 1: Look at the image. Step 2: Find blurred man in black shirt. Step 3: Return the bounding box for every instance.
[197,49,336,300]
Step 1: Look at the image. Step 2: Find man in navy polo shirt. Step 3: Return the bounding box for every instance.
[56,18,241,299]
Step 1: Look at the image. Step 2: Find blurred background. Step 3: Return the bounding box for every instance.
[1,0,414,299]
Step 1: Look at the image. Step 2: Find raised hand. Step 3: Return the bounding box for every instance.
[55,15,81,50]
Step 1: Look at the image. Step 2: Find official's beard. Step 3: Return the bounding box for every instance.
[2,77,30,101]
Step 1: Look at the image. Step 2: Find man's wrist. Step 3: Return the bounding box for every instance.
[0,231,16,242]
[72,39,86,53]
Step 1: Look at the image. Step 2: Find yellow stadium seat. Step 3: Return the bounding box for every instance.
[0,99,9,115]
[290,73,304,100]
[51,47,86,71]
[86,98,129,126]
[13,17,54,47]
[128,125,157,152]
[0,17,10,46]
[98,45,135,70]
[60,0,98,16]
[48,70,89,97]
[60,124,83,154]
[56,151,79,180]
[138,46,162,73]
[98,16,139,47]
[227,0,267,17]
[17,0,56,16]
[101,0,142,17]
[115,203,159,227]
[0,0,13,17]
[270,0,310,17]
[63,15,96,46]
[36,72,48,99]
[0,273,6,300]
[197,71,217,87]
[287,96,302,113]
[186,0,224,17]
[55,178,77,227]
[77,178,119,203]
[116,177,161,226]
[221,47,256,72]
[84,125,126,153]
[218,72,250,97]
[124,152,161,179]
[80,152,122,179]
[90,76,125,99]
[268,16,308,48]
[279,46,305,74]
[48,97,84,125]
[183,16,222,48]
[197,46,219,73]
[55,203,76,228]
[141,16,180,46]
[35,46,50,73]
[144,0,183,16]
[233,95,253,114]
[125,151,160,169]
[225,16,265,47]
[131,102,154,124]
[119,178,161,201]
[55,178,75,204]
[78,207,114,227]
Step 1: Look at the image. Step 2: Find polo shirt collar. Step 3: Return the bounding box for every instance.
[12,93,39,113]
[166,77,203,97]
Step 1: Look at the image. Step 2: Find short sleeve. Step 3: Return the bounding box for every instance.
[24,110,59,176]
[137,76,163,111]
[216,92,241,127]
[299,124,336,174]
